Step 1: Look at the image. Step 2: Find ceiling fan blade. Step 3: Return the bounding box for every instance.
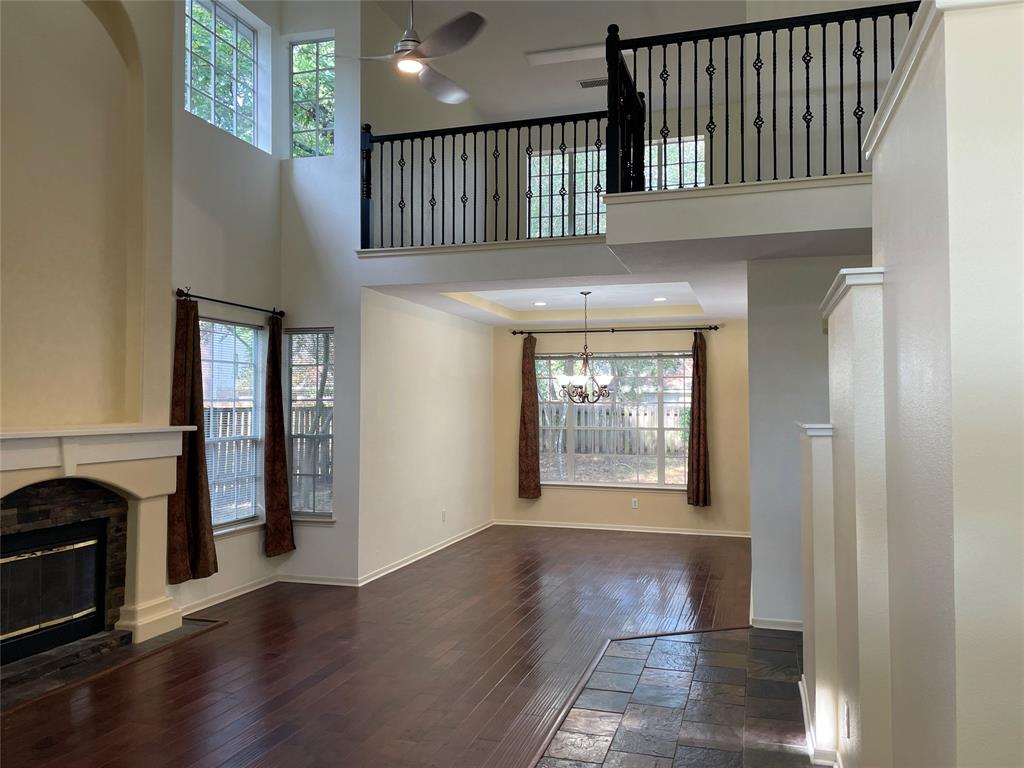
[418,65,469,104]
[413,11,485,59]
[345,53,401,61]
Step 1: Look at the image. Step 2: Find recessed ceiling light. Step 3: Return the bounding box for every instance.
[533,301,547,307]
[653,297,668,302]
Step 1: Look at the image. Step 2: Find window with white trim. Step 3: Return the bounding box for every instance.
[200,319,264,526]
[185,0,257,145]
[536,352,692,487]
[287,330,334,516]
[528,148,606,238]
[644,136,705,189]
[290,40,336,158]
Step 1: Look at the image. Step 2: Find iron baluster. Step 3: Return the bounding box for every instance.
[740,35,746,183]
[526,127,534,238]
[754,31,764,182]
[772,29,778,180]
[803,25,813,178]
[872,17,878,111]
[888,13,895,72]
[706,39,716,185]
[559,122,568,236]
[429,137,436,245]
[724,36,730,184]
[854,20,864,172]
[504,129,509,241]
[692,40,698,187]
[677,42,682,187]
[789,28,794,179]
[839,22,846,174]
[822,22,828,176]
[661,44,669,190]
[460,133,467,244]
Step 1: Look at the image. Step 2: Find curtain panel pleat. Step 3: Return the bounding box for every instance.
[263,315,296,557]
[518,334,542,499]
[687,331,711,507]
[167,298,219,583]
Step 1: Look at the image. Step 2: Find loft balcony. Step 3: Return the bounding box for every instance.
[357,2,917,257]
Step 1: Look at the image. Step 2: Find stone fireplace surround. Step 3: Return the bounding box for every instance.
[0,425,194,645]
[1,479,128,658]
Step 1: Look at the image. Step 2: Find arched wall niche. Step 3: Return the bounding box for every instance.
[0,0,146,429]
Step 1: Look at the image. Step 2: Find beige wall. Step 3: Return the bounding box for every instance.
[358,289,494,578]
[493,323,750,535]
[1,1,130,428]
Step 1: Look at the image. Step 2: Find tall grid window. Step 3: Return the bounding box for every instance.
[185,0,257,145]
[644,137,705,190]
[287,330,334,516]
[200,319,264,526]
[529,148,605,238]
[290,40,335,157]
[536,353,692,487]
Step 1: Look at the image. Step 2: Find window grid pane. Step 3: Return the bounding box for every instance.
[536,353,692,488]
[200,319,264,526]
[185,0,257,146]
[288,331,334,515]
[290,39,335,158]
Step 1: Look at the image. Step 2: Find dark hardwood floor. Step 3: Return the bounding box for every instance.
[1,525,750,768]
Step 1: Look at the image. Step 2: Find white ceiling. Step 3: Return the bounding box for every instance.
[472,281,698,310]
[374,1,748,120]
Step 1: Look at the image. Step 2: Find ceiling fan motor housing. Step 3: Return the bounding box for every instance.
[394,30,421,56]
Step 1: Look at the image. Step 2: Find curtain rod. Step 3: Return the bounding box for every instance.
[176,287,285,318]
[510,324,719,336]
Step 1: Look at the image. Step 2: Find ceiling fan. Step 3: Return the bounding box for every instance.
[359,1,485,104]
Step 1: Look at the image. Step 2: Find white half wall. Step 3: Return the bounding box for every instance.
[747,254,868,627]
[358,289,494,579]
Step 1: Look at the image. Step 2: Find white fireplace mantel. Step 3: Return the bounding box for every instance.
[0,425,194,476]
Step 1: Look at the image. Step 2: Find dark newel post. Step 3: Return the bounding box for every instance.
[633,92,646,191]
[605,24,621,194]
[360,123,373,249]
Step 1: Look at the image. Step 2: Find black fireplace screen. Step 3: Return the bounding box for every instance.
[1,518,107,663]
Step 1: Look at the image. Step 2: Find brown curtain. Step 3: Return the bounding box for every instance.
[167,298,219,584]
[518,334,541,499]
[263,314,296,557]
[687,331,711,507]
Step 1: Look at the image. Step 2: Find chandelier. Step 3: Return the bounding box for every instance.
[556,291,613,404]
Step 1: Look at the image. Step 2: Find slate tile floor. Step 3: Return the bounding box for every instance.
[537,628,809,768]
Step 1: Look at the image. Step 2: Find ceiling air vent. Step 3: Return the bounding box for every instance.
[577,77,608,89]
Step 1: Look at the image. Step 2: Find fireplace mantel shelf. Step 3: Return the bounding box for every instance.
[1,425,194,475]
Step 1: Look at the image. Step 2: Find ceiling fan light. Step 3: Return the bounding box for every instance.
[397,58,424,74]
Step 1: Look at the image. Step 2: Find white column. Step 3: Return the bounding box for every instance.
[799,423,838,765]
[117,494,183,642]
[821,267,891,768]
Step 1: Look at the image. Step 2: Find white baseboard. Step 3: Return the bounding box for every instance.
[174,575,277,616]
[751,616,804,632]
[492,519,751,538]
[276,573,360,588]
[353,520,495,586]
[799,675,839,766]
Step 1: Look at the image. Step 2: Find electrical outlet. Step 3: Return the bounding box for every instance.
[442,508,446,522]
[631,497,639,509]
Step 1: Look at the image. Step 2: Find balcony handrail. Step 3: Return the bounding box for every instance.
[616,1,919,51]
[368,109,607,145]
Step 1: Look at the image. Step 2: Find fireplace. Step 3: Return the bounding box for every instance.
[1,479,128,664]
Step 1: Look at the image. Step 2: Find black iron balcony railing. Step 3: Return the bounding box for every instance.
[361,111,607,249]
[359,2,919,250]
[605,1,919,191]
